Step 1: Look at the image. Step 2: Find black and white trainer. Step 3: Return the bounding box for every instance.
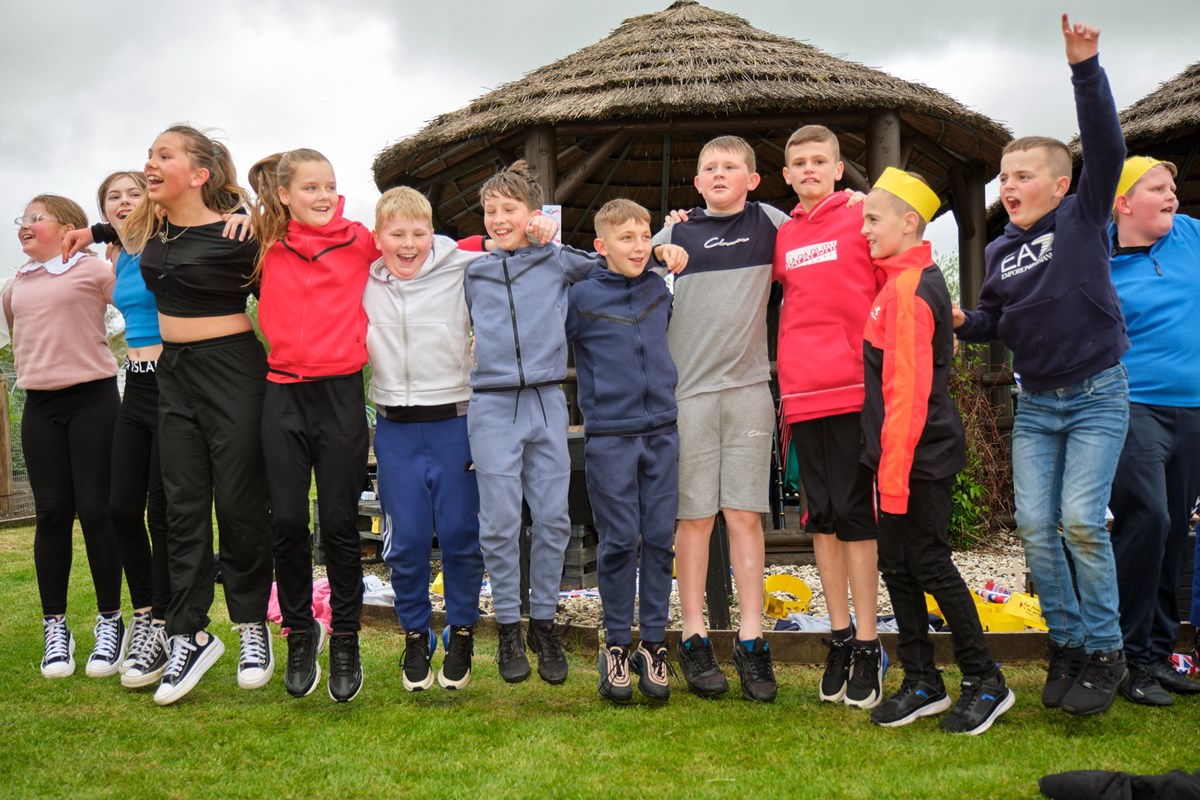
[939,672,1015,735]
[121,621,169,689]
[870,675,952,727]
[153,630,226,706]
[284,620,327,698]
[630,641,674,702]
[598,645,633,704]
[120,610,154,674]
[843,641,885,709]
[234,622,274,690]
[819,634,855,702]
[85,611,125,678]
[328,633,363,703]
[439,625,475,690]
[402,628,435,691]
[40,616,76,679]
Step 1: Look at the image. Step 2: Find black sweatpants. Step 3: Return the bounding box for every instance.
[262,374,368,633]
[110,362,171,618]
[23,377,121,616]
[158,332,272,637]
[878,475,996,680]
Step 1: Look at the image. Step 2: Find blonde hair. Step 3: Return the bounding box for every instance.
[28,194,87,230]
[248,148,331,280]
[375,187,433,231]
[697,135,756,174]
[96,171,147,222]
[479,159,543,209]
[1003,136,1072,179]
[784,125,841,162]
[594,198,651,236]
[123,124,248,254]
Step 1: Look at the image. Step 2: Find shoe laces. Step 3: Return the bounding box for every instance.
[130,623,168,668]
[497,625,522,662]
[1128,664,1158,694]
[43,617,71,661]
[605,647,629,684]
[685,638,720,674]
[1076,655,1118,690]
[287,628,314,673]
[234,623,267,666]
[1046,643,1081,680]
[847,646,879,687]
[164,634,198,681]
[92,614,122,661]
[822,636,852,670]
[330,635,356,676]
[647,646,677,681]
[535,624,565,662]
[402,631,429,672]
[125,613,153,657]
[446,627,474,660]
[740,643,775,683]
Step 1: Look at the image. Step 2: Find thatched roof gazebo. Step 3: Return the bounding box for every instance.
[373,0,1011,300]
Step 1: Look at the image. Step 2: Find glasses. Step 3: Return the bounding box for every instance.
[14,213,57,228]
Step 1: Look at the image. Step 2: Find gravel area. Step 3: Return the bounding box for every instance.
[340,530,1028,632]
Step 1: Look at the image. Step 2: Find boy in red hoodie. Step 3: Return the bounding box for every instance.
[860,168,1012,735]
[773,125,888,708]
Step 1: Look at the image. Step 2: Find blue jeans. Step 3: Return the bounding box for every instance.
[1012,362,1128,653]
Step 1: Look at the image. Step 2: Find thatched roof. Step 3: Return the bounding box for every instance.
[374,0,1011,244]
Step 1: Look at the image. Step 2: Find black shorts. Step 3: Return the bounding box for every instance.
[791,413,877,541]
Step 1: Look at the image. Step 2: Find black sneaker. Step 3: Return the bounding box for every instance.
[1061,649,1129,717]
[284,621,327,698]
[527,618,569,685]
[677,633,728,698]
[844,641,884,709]
[234,622,274,690]
[598,645,633,704]
[1042,640,1086,708]
[120,610,153,674]
[939,672,1015,735]
[731,637,777,702]
[40,616,76,679]
[328,633,363,703]
[630,641,674,701]
[122,621,168,689]
[819,635,854,702]
[154,630,226,706]
[1120,662,1172,706]
[439,625,475,690]
[497,622,531,683]
[86,611,125,678]
[1145,658,1200,695]
[401,629,434,691]
[871,674,952,727]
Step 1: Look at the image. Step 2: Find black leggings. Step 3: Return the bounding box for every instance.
[23,377,121,616]
[110,362,171,618]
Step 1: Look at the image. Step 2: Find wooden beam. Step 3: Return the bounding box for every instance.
[556,112,867,137]
[957,166,987,309]
[900,137,916,170]
[554,130,629,204]
[660,134,672,223]
[524,125,557,202]
[840,160,870,192]
[866,109,902,181]
[949,167,975,240]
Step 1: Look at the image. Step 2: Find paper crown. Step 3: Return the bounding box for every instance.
[1115,156,1176,209]
[872,167,940,222]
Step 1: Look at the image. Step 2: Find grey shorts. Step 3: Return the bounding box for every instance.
[676,383,774,519]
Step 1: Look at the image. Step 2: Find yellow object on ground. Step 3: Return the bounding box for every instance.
[1002,592,1049,631]
[764,574,812,618]
[431,571,444,596]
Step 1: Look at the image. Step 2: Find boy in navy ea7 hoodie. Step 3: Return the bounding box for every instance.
[954,15,1129,718]
[566,199,688,704]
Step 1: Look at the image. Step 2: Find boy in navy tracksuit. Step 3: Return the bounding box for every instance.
[566,199,688,704]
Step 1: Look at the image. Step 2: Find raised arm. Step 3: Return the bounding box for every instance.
[1064,13,1125,226]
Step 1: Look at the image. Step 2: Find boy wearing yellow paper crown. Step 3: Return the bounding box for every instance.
[859,168,1013,735]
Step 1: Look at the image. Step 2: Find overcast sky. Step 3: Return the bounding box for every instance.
[2,0,1196,274]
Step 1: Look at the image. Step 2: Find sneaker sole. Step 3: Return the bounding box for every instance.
[122,663,167,689]
[819,680,848,703]
[537,666,569,686]
[951,688,1016,735]
[438,666,472,690]
[403,667,435,691]
[873,695,952,727]
[683,676,729,698]
[41,636,77,679]
[629,656,670,702]
[1119,683,1173,707]
[154,637,226,706]
[85,657,123,679]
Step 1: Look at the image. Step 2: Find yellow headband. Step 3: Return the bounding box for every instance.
[872,167,940,222]
[1115,156,1175,209]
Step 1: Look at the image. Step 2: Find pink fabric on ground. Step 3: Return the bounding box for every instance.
[267,579,334,634]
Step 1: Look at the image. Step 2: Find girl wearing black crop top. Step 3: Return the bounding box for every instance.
[68,125,274,706]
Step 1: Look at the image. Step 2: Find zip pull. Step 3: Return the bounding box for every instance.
[1150,255,1163,276]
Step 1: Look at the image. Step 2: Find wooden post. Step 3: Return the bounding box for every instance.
[866,109,902,181]
[524,125,557,204]
[954,165,987,308]
[0,371,9,516]
[554,131,628,204]
[705,514,733,631]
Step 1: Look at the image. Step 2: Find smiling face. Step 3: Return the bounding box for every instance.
[482,191,537,251]
[782,140,843,210]
[102,175,144,234]
[595,217,652,279]
[860,190,919,260]
[278,159,337,228]
[144,131,205,209]
[694,147,759,214]
[17,201,71,262]
[998,147,1070,230]
[374,212,433,280]
[1116,164,1177,246]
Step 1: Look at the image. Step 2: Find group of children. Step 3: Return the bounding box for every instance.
[15,13,1199,733]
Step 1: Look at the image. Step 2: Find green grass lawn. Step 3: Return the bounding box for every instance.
[1,524,1196,800]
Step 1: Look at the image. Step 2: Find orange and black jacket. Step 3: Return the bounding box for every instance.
[860,242,965,514]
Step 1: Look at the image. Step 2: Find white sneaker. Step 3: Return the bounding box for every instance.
[154,631,225,705]
[120,611,153,673]
[122,621,169,689]
[85,612,125,678]
[235,622,274,689]
[41,616,76,678]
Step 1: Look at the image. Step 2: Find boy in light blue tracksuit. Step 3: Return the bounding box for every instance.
[464,161,602,686]
[566,199,688,704]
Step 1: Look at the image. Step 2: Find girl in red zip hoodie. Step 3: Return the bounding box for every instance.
[249,148,378,703]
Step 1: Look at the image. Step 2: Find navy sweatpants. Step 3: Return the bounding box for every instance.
[585,428,679,645]
[377,414,482,632]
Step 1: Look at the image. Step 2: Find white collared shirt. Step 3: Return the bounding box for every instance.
[18,251,85,275]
